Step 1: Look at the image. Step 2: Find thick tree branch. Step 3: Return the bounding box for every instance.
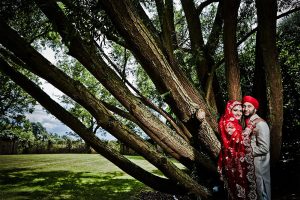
[155,0,178,64]
[95,0,219,137]
[0,58,203,196]
[0,18,217,173]
[99,46,192,141]
[33,0,203,163]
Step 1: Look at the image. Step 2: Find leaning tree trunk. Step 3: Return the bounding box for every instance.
[222,0,242,100]
[255,0,283,163]
[95,0,221,158]
[0,58,212,197]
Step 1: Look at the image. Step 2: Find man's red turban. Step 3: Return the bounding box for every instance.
[242,96,259,109]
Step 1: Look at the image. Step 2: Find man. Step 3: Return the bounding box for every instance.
[242,96,271,200]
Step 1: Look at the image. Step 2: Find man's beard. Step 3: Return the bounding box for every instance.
[245,109,256,118]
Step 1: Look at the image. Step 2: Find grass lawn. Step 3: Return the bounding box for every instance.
[0,154,168,200]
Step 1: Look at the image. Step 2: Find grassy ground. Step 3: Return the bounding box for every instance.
[0,154,164,200]
[3,154,299,200]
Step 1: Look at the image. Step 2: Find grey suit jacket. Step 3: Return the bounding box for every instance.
[249,114,271,200]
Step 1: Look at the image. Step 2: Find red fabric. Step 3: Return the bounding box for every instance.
[242,96,259,109]
[218,100,257,200]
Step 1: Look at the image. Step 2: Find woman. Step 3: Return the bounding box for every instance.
[218,100,257,200]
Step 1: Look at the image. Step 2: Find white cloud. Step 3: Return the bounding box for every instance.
[26,105,72,135]
[36,77,64,103]
[27,104,117,140]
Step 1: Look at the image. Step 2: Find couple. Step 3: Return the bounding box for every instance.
[217,96,271,200]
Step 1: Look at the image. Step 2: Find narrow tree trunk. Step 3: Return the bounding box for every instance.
[203,2,223,113]
[223,0,242,100]
[181,0,210,86]
[156,0,177,64]
[253,30,268,119]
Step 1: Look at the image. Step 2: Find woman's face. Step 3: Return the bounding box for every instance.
[232,105,242,120]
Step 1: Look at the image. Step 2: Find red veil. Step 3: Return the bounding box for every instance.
[217,100,257,200]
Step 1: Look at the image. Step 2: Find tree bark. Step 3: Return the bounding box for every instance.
[100,0,218,127]
[255,0,283,163]
[181,0,210,86]
[155,0,177,64]
[223,0,242,100]
[204,2,223,112]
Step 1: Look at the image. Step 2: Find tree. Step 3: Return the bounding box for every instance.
[0,0,298,198]
[277,12,300,158]
[0,72,36,131]
[31,122,49,141]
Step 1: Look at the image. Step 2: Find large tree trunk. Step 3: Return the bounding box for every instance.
[223,0,242,100]
[255,0,283,163]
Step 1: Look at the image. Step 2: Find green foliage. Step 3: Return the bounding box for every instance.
[239,35,256,94]
[0,0,51,44]
[0,117,87,153]
[278,12,300,135]
[237,1,256,41]
[31,122,49,141]
[136,66,162,103]
[0,73,36,131]
[200,2,218,41]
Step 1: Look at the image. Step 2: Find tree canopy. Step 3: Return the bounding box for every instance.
[0,0,299,198]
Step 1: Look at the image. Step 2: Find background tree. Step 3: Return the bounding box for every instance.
[0,0,299,198]
[277,12,300,160]
[0,73,37,131]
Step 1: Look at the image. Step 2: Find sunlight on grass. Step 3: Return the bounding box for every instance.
[0,154,160,199]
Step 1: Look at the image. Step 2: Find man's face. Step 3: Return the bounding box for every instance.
[243,102,256,117]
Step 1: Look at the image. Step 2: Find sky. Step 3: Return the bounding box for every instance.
[25,80,72,136]
[25,48,116,140]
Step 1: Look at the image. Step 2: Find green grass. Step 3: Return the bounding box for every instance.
[0,154,167,200]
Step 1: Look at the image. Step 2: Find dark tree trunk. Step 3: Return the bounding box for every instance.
[223,0,242,100]
[255,0,283,163]
[253,30,268,119]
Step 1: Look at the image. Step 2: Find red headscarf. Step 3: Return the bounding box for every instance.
[218,100,242,149]
[218,100,257,200]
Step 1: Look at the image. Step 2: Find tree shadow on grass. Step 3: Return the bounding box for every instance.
[0,168,145,200]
